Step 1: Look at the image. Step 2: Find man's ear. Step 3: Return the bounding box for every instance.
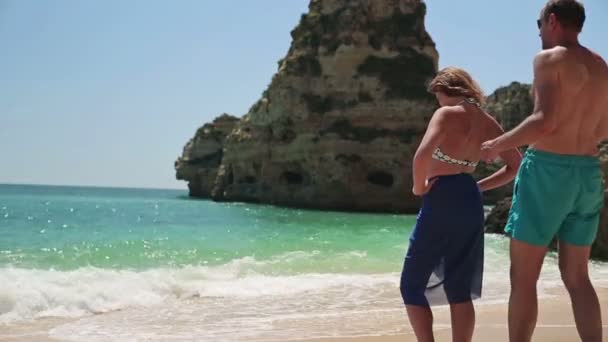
[548,13,559,30]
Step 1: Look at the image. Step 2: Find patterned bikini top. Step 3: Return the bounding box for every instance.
[432,147,478,167]
[431,98,480,168]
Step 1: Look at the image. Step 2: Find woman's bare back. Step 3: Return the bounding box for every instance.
[427,103,503,179]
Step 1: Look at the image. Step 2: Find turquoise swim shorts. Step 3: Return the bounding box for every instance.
[505,149,604,246]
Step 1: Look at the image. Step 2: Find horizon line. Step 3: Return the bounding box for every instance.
[0,182,187,192]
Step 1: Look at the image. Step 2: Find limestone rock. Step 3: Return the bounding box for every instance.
[177,0,439,212]
[175,114,240,197]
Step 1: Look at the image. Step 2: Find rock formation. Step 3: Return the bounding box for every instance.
[177,0,439,212]
[484,82,533,131]
[175,114,240,197]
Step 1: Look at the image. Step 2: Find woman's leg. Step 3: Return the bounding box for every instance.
[400,180,445,342]
[450,301,475,342]
[401,244,437,341]
[406,305,435,342]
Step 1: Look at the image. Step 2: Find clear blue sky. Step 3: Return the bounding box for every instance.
[1,0,606,189]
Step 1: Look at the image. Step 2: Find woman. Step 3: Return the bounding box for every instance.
[400,67,522,342]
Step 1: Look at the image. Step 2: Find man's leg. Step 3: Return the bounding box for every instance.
[508,239,547,342]
[558,241,603,342]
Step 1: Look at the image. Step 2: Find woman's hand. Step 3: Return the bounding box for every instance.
[412,178,437,196]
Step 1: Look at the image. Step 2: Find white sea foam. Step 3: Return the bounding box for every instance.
[0,248,606,341]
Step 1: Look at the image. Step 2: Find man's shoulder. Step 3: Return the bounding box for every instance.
[587,48,608,72]
[534,47,567,67]
[587,47,604,58]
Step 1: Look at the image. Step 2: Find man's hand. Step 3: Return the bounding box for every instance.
[481,139,501,163]
[412,178,437,196]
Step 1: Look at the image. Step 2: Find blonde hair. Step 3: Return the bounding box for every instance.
[427,67,485,106]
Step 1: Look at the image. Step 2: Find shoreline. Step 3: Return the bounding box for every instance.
[1,286,605,342]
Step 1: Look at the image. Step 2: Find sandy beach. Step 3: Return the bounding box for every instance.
[0,286,605,341]
[301,287,608,342]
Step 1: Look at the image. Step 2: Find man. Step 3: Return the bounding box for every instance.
[481,1,608,341]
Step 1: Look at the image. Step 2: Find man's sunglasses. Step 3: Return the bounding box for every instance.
[537,19,542,29]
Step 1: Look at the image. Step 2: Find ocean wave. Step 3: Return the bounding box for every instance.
[2,252,606,325]
[0,262,397,324]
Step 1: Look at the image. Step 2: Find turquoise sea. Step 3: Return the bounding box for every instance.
[1,184,606,341]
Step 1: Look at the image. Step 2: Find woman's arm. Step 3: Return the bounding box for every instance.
[412,108,449,195]
[477,150,521,192]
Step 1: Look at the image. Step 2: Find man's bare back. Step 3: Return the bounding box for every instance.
[531,45,608,155]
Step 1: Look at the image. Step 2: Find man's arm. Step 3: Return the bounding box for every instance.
[483,50,561,155]
[477,118,522,192]
[593,55,608,143]
[594,99,608,143]
[595,116,608,146]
